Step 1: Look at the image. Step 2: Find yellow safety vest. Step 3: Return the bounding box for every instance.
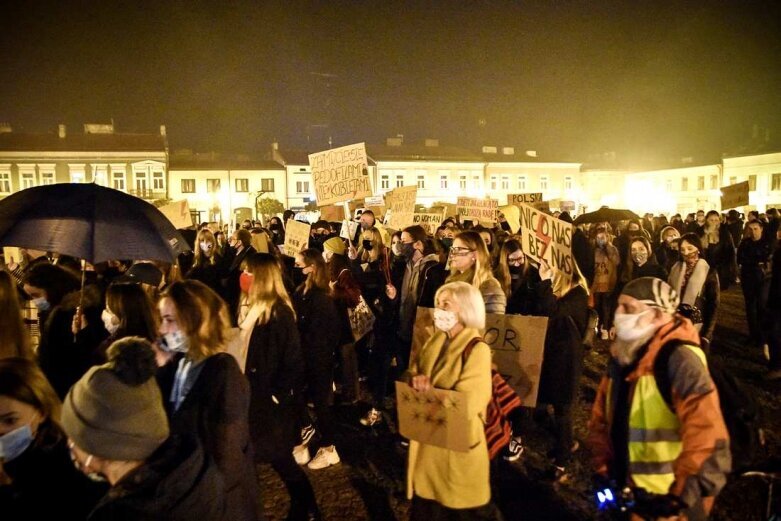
[607,344,708,494]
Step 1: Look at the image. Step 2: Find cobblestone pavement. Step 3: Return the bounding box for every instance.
[256,287,779,520]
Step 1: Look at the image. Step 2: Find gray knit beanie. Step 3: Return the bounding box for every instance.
[61,337,169,461]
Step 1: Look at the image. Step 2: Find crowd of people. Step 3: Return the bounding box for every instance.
[0,203,779,520]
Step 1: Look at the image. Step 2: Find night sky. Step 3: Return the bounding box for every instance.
[2,1,780,165]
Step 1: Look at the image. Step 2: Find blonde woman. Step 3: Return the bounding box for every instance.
[156,280,261,520]
[186,228,225,296]
[446,230,506,314]
[0,270,33,360]
[243,253,321,519]
[406,281,498,519]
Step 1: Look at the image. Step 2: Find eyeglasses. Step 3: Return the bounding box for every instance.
[449,246,474,256]
[507,256,525,265]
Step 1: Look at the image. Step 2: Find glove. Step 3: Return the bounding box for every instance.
[632,489,687,518]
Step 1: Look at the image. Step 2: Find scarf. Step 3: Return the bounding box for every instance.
[669,259,709,306]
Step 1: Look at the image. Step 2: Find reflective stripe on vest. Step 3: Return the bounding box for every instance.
[612,344,708,494]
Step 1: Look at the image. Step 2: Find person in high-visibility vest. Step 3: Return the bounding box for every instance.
[587,277,730,521]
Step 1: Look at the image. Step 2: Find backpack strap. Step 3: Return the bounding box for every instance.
[653,339,689,410]
[461,336,485,366]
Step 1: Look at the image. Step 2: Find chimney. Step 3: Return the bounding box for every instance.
[160,124,167,137]
[0,123,11,133]
[58,124,66,139]
[424,138,439,147]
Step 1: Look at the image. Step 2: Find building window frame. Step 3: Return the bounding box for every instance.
[110,164,126,191]
[748,174,757,191]
[0,166,11,193]
[681,177,689,191]
[697,176,705,191]
[772,173,781,192]
[564,176,573,191]
[235,178,249,193]
[440,175,448,189]
[152,170,165,191]
[69,164,86,184]
[381,174,390,190]
[92,164,108,186]
[710,174,719,190]
[540,176,549,191]
[296,180,309,194]
[260,178,275,192]
[417,175,425,189]
[206,178,221,193]
[18,164,37,189]
[181,179,196,193]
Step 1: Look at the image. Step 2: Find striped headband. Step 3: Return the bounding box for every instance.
[620,277,680,315]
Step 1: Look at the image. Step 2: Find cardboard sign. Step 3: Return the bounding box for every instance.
[309,143,371,206]
[385,186,418,229]
[158,200,194,229]
[3,247,22,265]
[457,197,498,224]
[319,205,345,222]
[411,308,548,407]
[517,202,574,286]
[498,205,520,234]
[340,220,359,243]
[431,201,459,219]
[395,381,470,452]
[508,193,543,205]
[412,211,445,235]
[721,181,750,209]
[364,195,385,207]
[283,220,310,257]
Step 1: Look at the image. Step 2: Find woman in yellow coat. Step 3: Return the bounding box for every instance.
[406,281,499,519]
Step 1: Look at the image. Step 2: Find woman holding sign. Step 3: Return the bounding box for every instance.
[405,281,499,519]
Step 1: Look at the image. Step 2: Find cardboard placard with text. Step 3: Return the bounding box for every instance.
[498,205,520,234]
[319,205,345,222]
[283,220,310,257]
[2,247,22,265]
[517,202,574,286]
[158,200,194,229]
[410,308,548,407]
[457,197,499,224]
[508,193,543,205]
[384,186,418,229]
[721,181,750,209]
[395,381,470,452]
[309,143,372,206]
[432,202,459,219]
[412,211,446,235]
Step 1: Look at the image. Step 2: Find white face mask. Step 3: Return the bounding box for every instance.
[0,424,34,462]
[614,309,656,341]
[32,296,50,312]
[101,309,119,335]
[433,308,459,333]
[199,241,213,254]
[160,330,189,353]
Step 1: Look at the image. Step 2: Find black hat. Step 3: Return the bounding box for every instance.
[116,262,163,287]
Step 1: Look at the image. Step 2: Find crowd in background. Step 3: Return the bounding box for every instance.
[1,203,780,520]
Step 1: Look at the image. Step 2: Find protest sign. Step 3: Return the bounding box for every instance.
[457,197,498,224]
[411,308,548,407]
[412,211,445,235]
[158,200,194,229]
[309,143,371,206]
[319,205,345,222]
[721,181,750,209]
[340,220,359,243]
[431,201,459,219]
[364,195,385,207]
[517,202,574,285]
[283,220,310,257]
[2,247,22,265]
[498,204,520,234]
[384,186,417,229]
[395,381,470,452]
[508,193,543,205]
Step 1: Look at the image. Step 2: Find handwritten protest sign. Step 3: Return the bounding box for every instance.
[283,220,310,257]
[412,211,445,235]
[158,200,194,229]
[2,247,22,265]
[340,220,359,243]
[498,205,520,234]
[309,143,371,206]
[319,205,345,222]
[432,201,459,219]
[517,202,574,286]
[365,195,385,207]
[721,181,750,209]
[411,309,548,407]
[384,186,417,229]
[457,197,498,224]
[508,193,543,205]
[395,381,470,451]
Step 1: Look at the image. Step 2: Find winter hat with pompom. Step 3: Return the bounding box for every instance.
[61,337,169,461]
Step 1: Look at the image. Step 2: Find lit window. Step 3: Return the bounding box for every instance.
[710,175,718,190]
[135,171,148,192]
[417,175,425,189]
[111,164,126,190]
[19,165,37,189]
[207,179,221,193]
[749,175,757,191]
[440,175,448,189]
[92,164,108,186]
[490,176,497,190]
[681,178,688,191]
[235,178,249,192]
[40,171,55,185]
[540,177,548,190]
[518,177,527,190]
[0,169,10,193]
[381,175,389,190]
[181,179,195,193]
[260,179,275,192]
[69,164,86,183]
[772,173,781,191]
[459,175,467,190]
[296,181,309,194]
[395,175,404,188]
[472,175,481,189]
[564,177,573,191]
[697,176,705,190]
[152,171,165,191]
[501,176,510,190]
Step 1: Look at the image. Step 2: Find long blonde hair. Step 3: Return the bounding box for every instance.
[193,229,218,266]
[161,280,231,362]
[245,253,295,326]
[449,230,494,290]
[552,260,590,298]
[0,271,33,360]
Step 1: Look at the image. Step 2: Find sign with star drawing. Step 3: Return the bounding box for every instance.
[517,202,574,286]
[394,381,470,452]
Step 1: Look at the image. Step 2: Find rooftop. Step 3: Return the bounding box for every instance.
[0,131,166,153]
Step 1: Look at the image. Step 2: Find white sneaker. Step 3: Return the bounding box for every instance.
[293,444,311,465]
[307,445,340,470]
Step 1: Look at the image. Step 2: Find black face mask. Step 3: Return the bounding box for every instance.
[401,242,415,259]
[509,265,523,275]
[440,238,454,250]
[362,240,373,251]
[292,266,307,286]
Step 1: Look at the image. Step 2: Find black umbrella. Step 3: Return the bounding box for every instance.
[0,183,190,263]
[573,206,640,226]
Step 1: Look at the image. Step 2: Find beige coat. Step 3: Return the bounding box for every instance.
[406,327,492,509]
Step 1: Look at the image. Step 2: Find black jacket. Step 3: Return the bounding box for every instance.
[768,241,781,311]
[572,228,595,286]
[88,435,228,521]
[505,267,542,316]
[293,285,340,366]
[157,354,261,521]
[697,225,737,290]
[737,237,772,291]
[1,421,106,520]
[245,303,304,461]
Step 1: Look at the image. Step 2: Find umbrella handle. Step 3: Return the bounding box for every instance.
[75,259,87,342]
